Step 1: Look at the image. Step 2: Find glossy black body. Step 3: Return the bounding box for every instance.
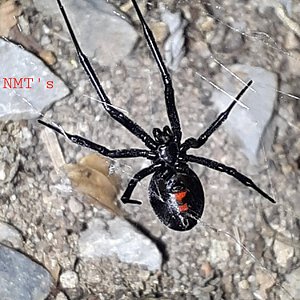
[39,0,275,231]
[149,168,204,231]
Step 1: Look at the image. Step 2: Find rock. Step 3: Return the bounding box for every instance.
[287,51,300,77]
[273,240,294,267]
[0,221,23,248]
[211,64,277,164]
[161,6,187,71]
[255,0,293,16]
[52,0,138,67]
[79,218,162,271]
[0,162,7,181]
[55,292,69,300]
[32,0,58,13]
[208,239,230,264]
[238,279,250,290]
[0,244,52,300]
[283,267,300,300]
[285,32,300,50]
[68,198,84,214]
[60,270,79,289]
[150,21,168,43]
[19,126,33,149]
[0,39,69,121]
[256,268,276,299]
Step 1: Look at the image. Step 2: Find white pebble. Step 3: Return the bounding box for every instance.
[60,270,79,289]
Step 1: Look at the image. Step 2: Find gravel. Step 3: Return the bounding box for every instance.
[0,0,299,299]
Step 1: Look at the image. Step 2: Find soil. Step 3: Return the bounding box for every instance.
[1,0,300,299]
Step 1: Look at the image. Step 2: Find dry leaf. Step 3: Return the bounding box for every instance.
[79,153,111,176]
[0,0,22,36]
[78,153,120,188]
[65,154,122,216]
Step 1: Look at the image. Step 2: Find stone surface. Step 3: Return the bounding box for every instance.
[0,221,23,248]
[0,244,52,300]
[55,292,69,300]
[79,218,162,271]
[283,267,300,300]
[273,240,294,267]
[32,0,58,13]
[161,7,187,71]
[60,270,79,289]
[0,0,299,298]
[0,39,69,120]
[211,64,278,164]
[208,239,230,264]
[256,268,277,299]
[68,198,84,214]
[45,0,138,67]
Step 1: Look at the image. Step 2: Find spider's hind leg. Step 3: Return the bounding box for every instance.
[121,163,163,204]
[187,154,275,203]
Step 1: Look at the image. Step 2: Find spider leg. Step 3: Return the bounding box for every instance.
[121,163,163,204]
[55,0,156,150]
[39,120,155,159]
[131,0,182,144]
[181,80,253,152]
[186,154,275,203]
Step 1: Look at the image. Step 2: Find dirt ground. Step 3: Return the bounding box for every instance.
[1,0,300,299]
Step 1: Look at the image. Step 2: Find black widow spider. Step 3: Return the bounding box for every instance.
[39,0,275,231]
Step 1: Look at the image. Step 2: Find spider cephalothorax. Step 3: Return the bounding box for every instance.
[39,0,275,231]
[154,126,179,165]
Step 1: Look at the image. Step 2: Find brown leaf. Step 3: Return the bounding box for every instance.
[78,153,120,189]
[65,154,122,216]
[0,0,22,36]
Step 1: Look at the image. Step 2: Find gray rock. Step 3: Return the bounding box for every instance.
[32,0,58,13]
[208,239,230,264]
[161,7,187,71]
[59,270,79,289]
[0,39,69,121]
[283,267,300,300]
[79,218,162,271]
[211,64,277,164]
[0,244,52,300]
[68,198,84,214]
[255,0,293,16]
[52,0,138,67]
[55,292,69,300]
[0,222,23,248]
[273,240,294,267]
[0,162,7,181]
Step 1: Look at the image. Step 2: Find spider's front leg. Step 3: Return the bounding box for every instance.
[55,0,157,150]
[38,120,155,159]
[131,0,182,144]
[121,163,163,204]
[181,80,253,152]
[187,154,275,203]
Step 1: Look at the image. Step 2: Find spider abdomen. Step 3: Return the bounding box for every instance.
[149,168,205,231]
